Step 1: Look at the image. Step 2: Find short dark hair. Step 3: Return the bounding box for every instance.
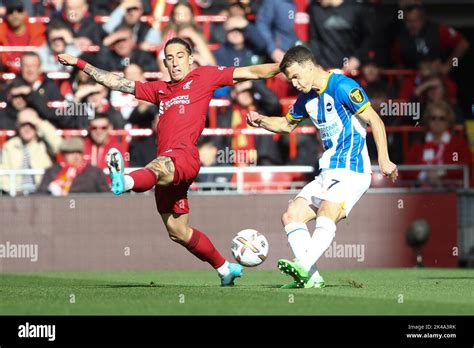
[164,37,193,55]
[20,51,41,63]
[279,45,317,73]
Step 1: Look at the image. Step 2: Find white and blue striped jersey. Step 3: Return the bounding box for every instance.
[287,72,372,174]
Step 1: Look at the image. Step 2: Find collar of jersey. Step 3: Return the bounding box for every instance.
[317,71,333,94]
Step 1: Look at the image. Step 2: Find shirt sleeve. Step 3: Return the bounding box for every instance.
[198,66,235,90]
[135,81,165,105]
[336,77,371,115]
[438,24,463,51]
[286,93,310,123]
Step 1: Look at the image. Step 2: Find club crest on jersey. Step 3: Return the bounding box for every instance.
[326,102,333,112]
[183,80,193,90]
[349,88,365,104]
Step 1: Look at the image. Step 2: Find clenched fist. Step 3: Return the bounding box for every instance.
[57,54,78,66]
[247,110,264,128]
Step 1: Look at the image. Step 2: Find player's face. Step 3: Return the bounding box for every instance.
[284,62,314,93]
[164,44,194,82]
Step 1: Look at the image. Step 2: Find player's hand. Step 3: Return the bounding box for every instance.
[379,158,398,183]
[247,110,263,128]
[58,53,78,66]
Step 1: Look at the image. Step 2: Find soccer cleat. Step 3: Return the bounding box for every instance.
[106,147,125,195]
[280,277,325,289]
[280,282,302,289]
[277,259,310,287]
[220,263,243,287]
[309,274,326,289]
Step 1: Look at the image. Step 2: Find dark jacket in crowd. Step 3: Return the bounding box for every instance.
[37,163,110,194]
[308,1,373,68]
[94,47,158,72]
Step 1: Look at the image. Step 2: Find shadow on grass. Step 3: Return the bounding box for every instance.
[93,284,166,289]
[261,284,352,289]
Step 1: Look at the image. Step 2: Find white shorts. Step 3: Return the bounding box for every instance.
[296,168,371,216]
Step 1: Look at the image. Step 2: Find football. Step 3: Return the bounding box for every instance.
[231,229,269,267]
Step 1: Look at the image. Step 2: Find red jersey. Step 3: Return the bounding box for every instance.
[135,66,235,156]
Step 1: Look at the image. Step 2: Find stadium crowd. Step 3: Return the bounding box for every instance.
[0,0,472,195]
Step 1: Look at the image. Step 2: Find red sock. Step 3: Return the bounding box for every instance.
[129,168,156,192]
[186,229,226,269]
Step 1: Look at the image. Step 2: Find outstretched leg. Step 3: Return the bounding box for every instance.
[161,213,243,286]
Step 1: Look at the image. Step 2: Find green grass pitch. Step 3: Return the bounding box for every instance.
[1,268,473,315]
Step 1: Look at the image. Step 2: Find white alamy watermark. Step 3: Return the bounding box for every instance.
[18,322,55,341]
[0,241,38,262]
[380,100,420,120]
[55,101,95,119]
[216,147,257,166]
[324,242,365,262]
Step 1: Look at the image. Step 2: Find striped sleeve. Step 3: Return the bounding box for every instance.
[336,77,371,115]
[286,93,309,123]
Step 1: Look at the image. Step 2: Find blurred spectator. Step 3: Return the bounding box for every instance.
[405,100,471,187]
[83,114,128,169]
[0,78,61,130]
[0,0,46,73]
[110,63,144,121]
[103,0,161,51]
[51,0,106,50]
[252,0,298,63]
[37,137,110,195]
[218,80,282,165]
[128,101,157,167]
[20,52,63,101]
[392,4,469,71]
[97,24,158,72]
[37,20,81,73]
[0,108,61,195]
[117,64,158,167]
[177,24,216,66]
[365,81,404,165]
[206,0,259,44]
[214,15,257,68]
[399,57,458,105]
[408,72,462,123]
[158,1,216,79]
[161,1,197,41]
[194,136,232,189]
[308,0,373,71]
[33,0,64,17]
[358,60,390,95]
[75,83,125,129]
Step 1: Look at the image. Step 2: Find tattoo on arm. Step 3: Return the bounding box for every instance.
[146,156,175,182]
[83,64,135,94]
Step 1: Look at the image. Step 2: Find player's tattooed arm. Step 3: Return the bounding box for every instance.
[57,54,135,94]
[145,156,175,185]
[83,65,136,95]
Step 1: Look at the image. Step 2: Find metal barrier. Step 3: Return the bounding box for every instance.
[0,164,469,196]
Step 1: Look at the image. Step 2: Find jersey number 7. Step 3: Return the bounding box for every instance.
[327,179,340,190]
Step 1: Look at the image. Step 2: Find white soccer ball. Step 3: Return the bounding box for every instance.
[231,229,269,267]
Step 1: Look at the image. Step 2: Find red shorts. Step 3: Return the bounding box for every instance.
[154,148,200,214]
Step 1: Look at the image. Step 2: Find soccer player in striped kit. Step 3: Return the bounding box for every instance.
[247,46,398,288]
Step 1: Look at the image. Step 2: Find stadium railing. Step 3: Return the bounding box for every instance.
[0,164,469,197]
[0,124,467,163]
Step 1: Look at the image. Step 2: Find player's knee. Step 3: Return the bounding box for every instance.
[167,226,191,245]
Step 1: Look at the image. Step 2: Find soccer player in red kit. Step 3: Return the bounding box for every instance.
[58,38,280,286]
